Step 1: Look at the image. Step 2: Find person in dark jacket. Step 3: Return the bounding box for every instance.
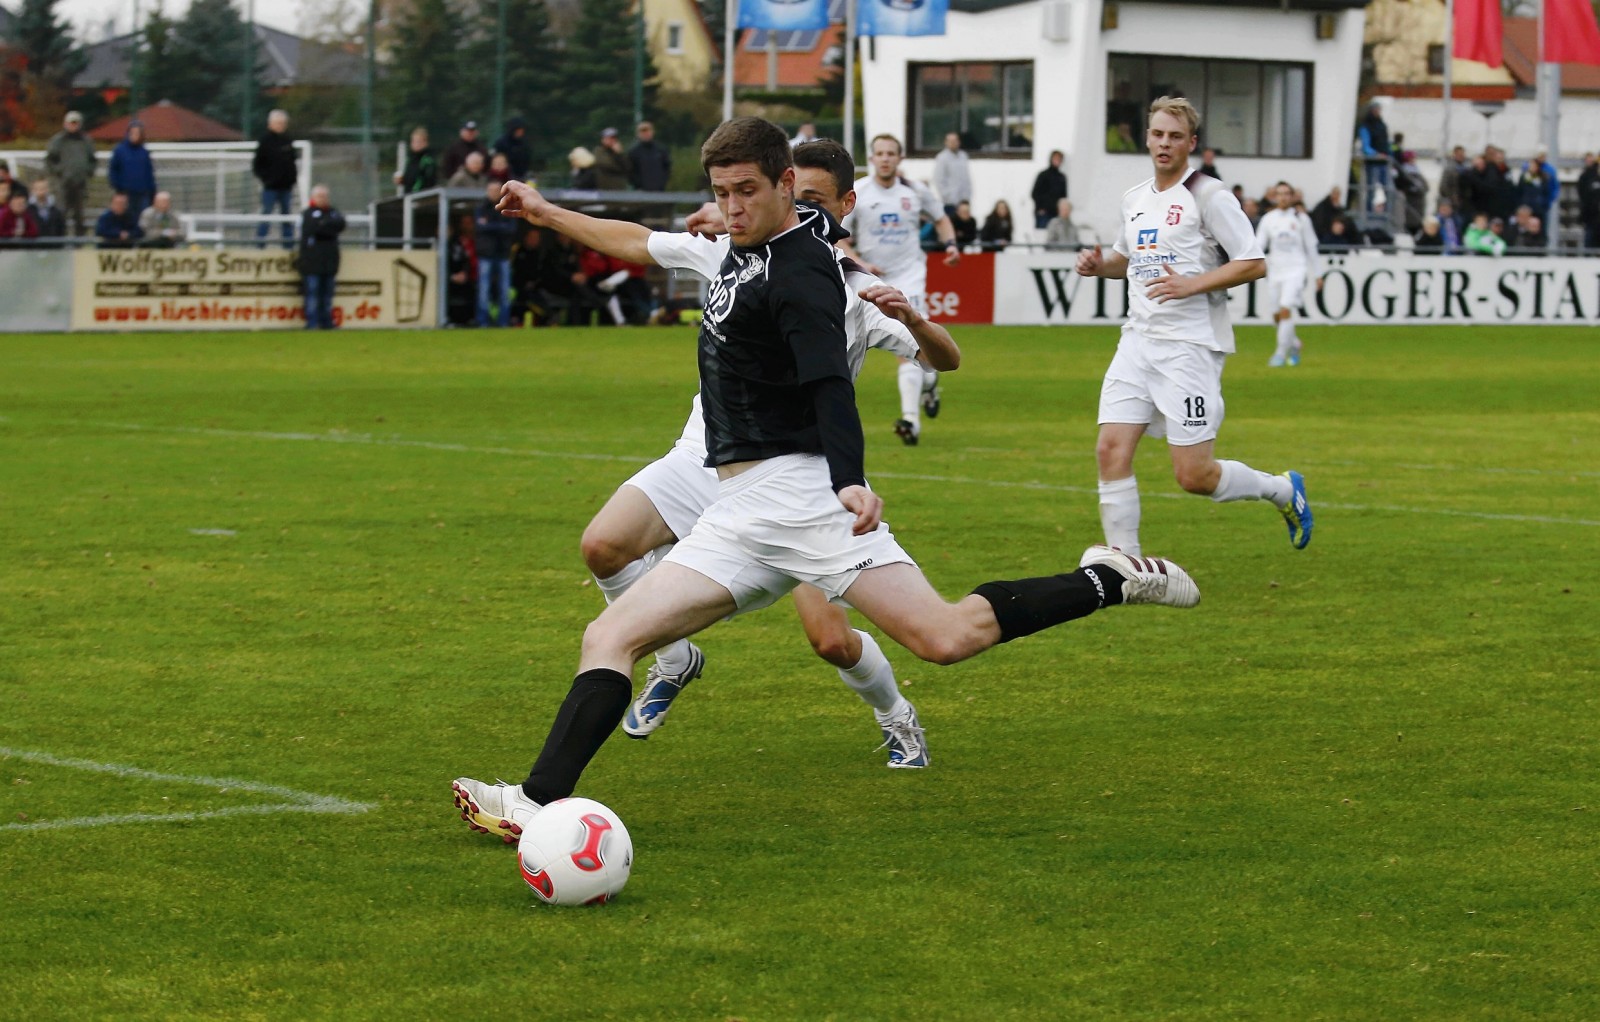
[949,200,978,249]
[298,185,346,329]
[492,117,531,181]
[395,127,438,194]
[28,179,68,239]
[45,110,97,236]
[442,121,487,181]
[253,109,298,245]
[593,128,632,190]
[1578,152,1600,250]
[474,181,517,327]
[1031,150,1067,229]
[627,121,672,191]
[108,122,157,216]
[979,199,1014,250]
[1356,102,1391,211]
[447,211,477,326]
[95,192,144,248]
[0,191,41,245]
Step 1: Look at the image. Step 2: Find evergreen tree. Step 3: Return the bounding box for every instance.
[166,0,268,129]
[6,0,87,88]
[462,0,566,168]
[384,0,470,144]
[562,0,658,145]
[135,6,181,109]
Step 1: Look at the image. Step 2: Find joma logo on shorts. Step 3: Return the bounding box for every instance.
[852,558,875,571]
[1182,419,1207,427]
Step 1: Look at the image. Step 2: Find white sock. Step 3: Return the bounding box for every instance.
[594,558,649,604]
[1211,460,1293,507]
[654,638,695,677]
[606,295,625,325]
[838,630,903,716]
[1097,476,1142,556]
[920,366,940,392]
[897,361,923,424]
[1274,317,1296,361]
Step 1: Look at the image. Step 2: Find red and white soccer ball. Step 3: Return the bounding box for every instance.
[516,797,633,906]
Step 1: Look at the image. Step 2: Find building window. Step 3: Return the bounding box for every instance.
[1107,54,1313,158]
[667,21,684,54]
[1427,44,1445,75]
[906,61,1034,157]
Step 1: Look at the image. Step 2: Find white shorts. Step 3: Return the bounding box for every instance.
[621,444,719,541]
[1098,329,1227,446]
[663,453,916,612]
[1265,271,1307,313]
[881,269,927,317]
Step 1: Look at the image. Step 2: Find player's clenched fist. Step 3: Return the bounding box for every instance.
[497,181,554,224]
[1076,244,1104,277]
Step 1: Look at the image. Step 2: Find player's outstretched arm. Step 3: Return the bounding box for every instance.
[858,282,961,371]
[497,181,656,265]
[1075,244,1129,280]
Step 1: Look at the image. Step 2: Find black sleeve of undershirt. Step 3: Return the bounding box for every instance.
[773,237,851,386]
[806,375,867,493]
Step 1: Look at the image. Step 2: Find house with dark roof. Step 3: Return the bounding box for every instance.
[74,23,364,100]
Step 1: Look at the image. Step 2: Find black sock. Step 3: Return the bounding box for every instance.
[972,566,1125,644]
[522,668,632,805]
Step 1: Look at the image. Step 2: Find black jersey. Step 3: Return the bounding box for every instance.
[697,204,863,488]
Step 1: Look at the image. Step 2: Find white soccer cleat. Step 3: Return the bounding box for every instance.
[876,701,929,769]
[1079,545,1200,608]
[451,777,543,844]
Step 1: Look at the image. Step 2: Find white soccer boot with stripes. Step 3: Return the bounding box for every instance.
[451,777,543,844]
[1078,545,1200,608]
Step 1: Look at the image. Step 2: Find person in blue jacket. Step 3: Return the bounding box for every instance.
[108,122,157,217]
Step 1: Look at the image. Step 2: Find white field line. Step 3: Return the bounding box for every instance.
[0,746,374,834]
[30,420,1600,529]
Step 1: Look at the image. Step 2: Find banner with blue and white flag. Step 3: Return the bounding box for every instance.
[857,0,948,36]
[737,0,831,30]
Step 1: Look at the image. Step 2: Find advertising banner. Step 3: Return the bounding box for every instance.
[926,251,993,324]
[71,248,435,331]
[737,0,831,30]
[857,0,949,36]
[985,250,1600,326]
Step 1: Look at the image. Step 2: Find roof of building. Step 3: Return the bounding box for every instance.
[75,23,364,90]
[1502,17,1600,92]
[88,99,245,142]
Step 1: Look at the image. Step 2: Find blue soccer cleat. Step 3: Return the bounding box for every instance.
[1280,470,1313,549]
[622,643,704,739]
[876,701,929,768]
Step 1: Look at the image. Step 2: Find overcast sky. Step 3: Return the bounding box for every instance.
[54,0,305,43]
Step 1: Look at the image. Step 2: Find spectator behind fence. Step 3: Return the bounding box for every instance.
[442,121,487,181]
[1579,152,1600,250]
[789,122,818,148]
[0,163,18,203]
[1413,215,1444,253]
[29,179,66,238]
[448,151,488,190]
[474,181,516,327]
[487,152,512,184]
[492,117,530,181]
[949,200,978,249]
[628,121,672,192]
[1519,148,1558,227]
[1464,213,1505,257]
[1,191,40,244]
[1044,198,1081,250]
[1310,187,1346,244]
[138,191,186,247]
[932,132,971,216]
[1435,199,1463,252]
[46,111,97,236]
[1356,101,1391,210]
[1510,206,1547,250]
[1197,146,1221,180]
[96,192,144,247]
[593,128,631,191]
[395,127,438,193]
[109,122,157,216]
[298,185,346,329]
[253,109,297,245]
[568,147,597,189]
[446,211,477,326]
[1439,145,1469,212]
[1030,150,1067,230]
[979,200,1013,251]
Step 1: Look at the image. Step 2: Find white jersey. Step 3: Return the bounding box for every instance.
[646,230,921,462]
[1112,172,1263,354]
[843,175,944,295]
[1255,207,1320,279]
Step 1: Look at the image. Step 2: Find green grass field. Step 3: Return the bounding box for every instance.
[2,323,1596,1021]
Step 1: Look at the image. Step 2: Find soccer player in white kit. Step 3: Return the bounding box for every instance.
[839,134,960,446]
[1256,182,1322,367]
[1075,97,1313,554]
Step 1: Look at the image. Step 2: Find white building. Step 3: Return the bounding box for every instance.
[860,0,1369,243]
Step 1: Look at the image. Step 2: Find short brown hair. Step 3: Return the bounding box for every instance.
[1147,96,1200,136]
[792,139,856,200]
[701,117,793,185]
[869,133,903,156]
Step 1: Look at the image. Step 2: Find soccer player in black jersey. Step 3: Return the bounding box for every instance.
[453,118,1203,842]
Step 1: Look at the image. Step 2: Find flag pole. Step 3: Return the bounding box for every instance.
[1442,0,1453,163]
[844,0,856,160]
[723,0,736,122]
[1536,0,1561,249]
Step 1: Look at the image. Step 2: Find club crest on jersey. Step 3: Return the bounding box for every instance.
[1136,228,1159,251]
[1166,205,1183,225]
[901,196,913,211]
[735,252,766,284]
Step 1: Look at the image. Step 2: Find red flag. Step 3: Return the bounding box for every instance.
[1454,0,1504,67]
[1545,0,1600,65]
